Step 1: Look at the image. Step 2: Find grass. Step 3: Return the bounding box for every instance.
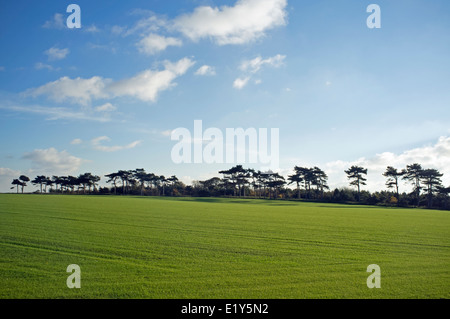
[0,194,449,299]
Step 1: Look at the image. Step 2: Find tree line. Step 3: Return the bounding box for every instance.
[10,163,450,210]
[11,173,101,194]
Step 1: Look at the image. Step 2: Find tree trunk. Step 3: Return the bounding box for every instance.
[416,188,420,207]
[396,184,399,207]
[357,182,361,202]
[416,179,420,207]
[427,186,433,208]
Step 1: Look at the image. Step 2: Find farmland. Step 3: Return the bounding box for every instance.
[0,194,448,299]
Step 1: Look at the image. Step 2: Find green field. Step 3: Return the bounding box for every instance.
[0,194,448,299]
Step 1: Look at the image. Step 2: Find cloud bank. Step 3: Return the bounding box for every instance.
[321,136,450,192]
[91,136,142,152]
[22,148,84,174]
[25,57,195,104]
[173,0,288,45]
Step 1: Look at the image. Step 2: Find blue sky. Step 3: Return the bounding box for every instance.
[1,0,450,192]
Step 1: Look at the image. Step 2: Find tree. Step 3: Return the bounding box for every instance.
[105,172,120,195]
[76,173,100,194]
[236,167,250,197]
[266,172,286,199]
[52,176,63,192]
[344,166,367,202]
[57,176,68,193]
[77,173,89,193]
[11,179,23,193]
[437,186,450,210]
[312,167,329,199]
[167,175,179,196]
[159,175,167,196]
[19,175,30,193]
[90,174,101,193]
[288,171,303,199]
[246,169,259,197]
[146,172,157,193]
[200,177,222,195]
[117,170,133,194]
[31,175,47,193]
[67,176,79,193]
[43,176,53,193]
[254,171,266,198]
[420,168,443,208]
[133,169,148,196]
[402,163,423,207]
[219,165,249,197]
[383,166,404,203]
[294,167,315,199]
[260,172,272,198]
[145,173,159,194]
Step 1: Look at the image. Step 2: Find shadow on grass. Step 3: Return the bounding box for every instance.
[114,195,401,209]
[315,205,379,209]
[154,197,300,206]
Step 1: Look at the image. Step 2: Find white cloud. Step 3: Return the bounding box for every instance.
[25,58,194,104]
[322,136,450,192]
[22,148,84,174]
[85,25,100,33]
[0,104,111,122]
[0,66,5,71]
[233,54,285,89]
[35,62,59,71]
[112,14,167,37]
[108,57,195,102]
[25,76,110,106]
[45,47,70,61]
[195,65,216,76]
[0,168,22,192]
[71,138,83,145]
[137,33,182,55]
[129,15,167,35]
[134,128,174,137]
[95,103,116,112]
[233,77,250,90]
[43,13,65,29]
[0,168,37,192]
[88,43,117,54]
[240,54,286,73]
[91,136,142,152]
[0,167,21,177]
[173,0,288,45]
[111,25,126,35]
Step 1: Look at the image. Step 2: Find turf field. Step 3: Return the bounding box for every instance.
[0,194,448,299]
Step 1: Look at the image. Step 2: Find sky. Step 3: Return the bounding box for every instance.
[1,0,450,193]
